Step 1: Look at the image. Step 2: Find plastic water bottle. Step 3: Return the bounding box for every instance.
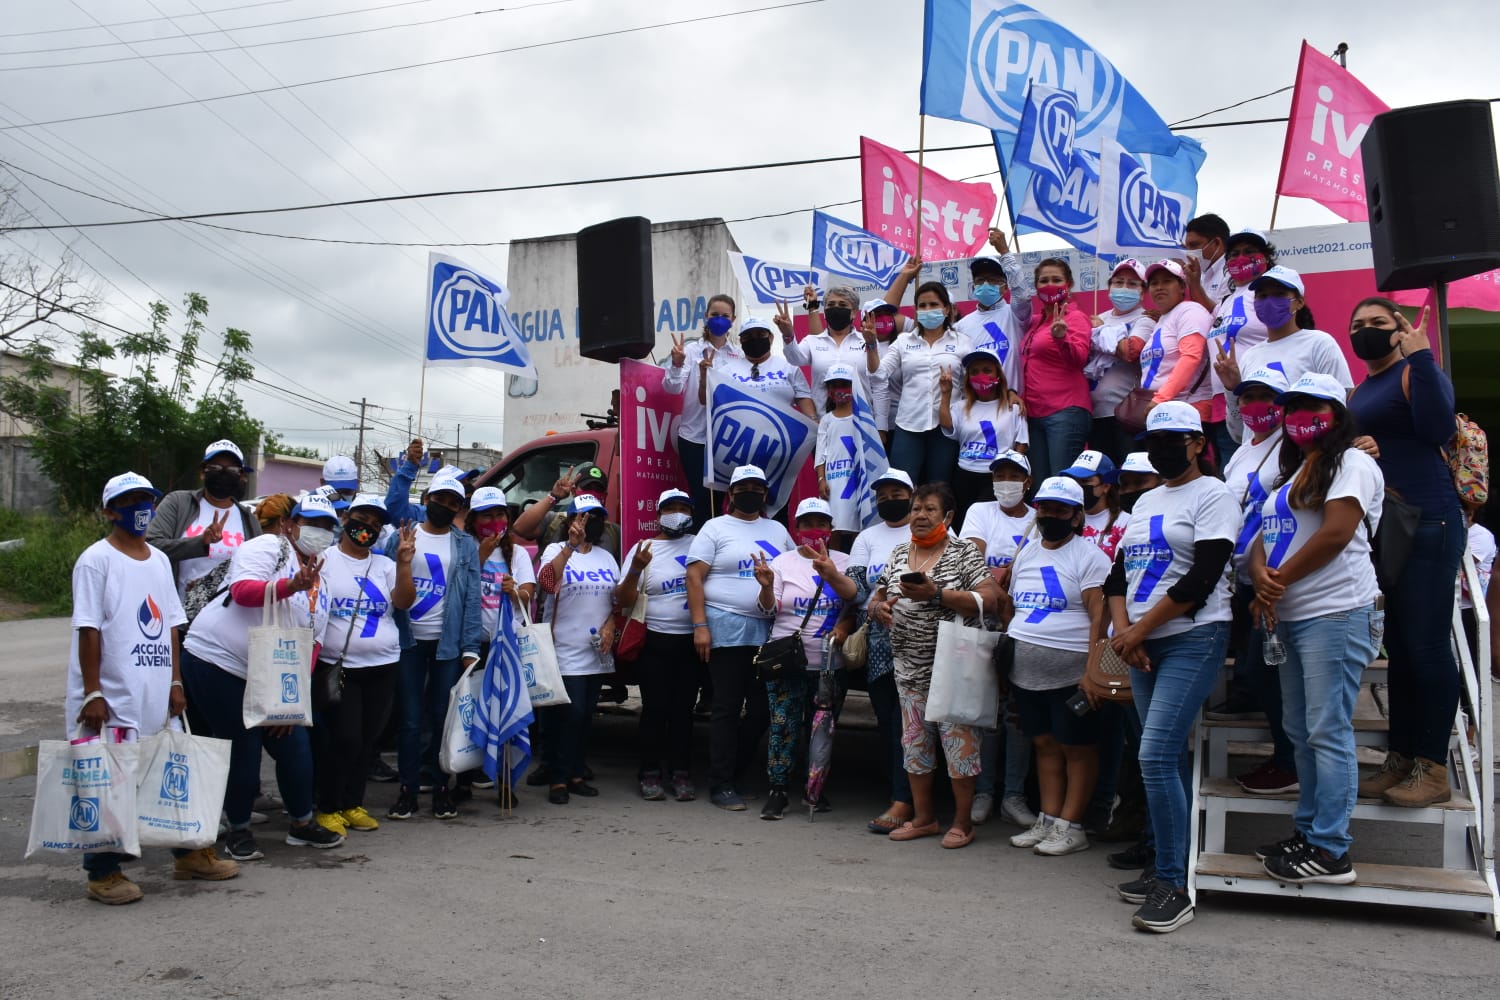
[1262,628,1287,667]
[589,628,609,670]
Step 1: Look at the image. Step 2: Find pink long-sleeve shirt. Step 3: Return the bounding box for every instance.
[1021,303,1094,419]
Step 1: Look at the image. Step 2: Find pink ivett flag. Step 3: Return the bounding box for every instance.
[1276,41,1390,221]
[1392,271,1500,314]
[860,136,998,259]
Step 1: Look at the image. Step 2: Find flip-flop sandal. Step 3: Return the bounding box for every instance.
[867,813,906,834]
[941,827,976,849]
[888,820,941,842]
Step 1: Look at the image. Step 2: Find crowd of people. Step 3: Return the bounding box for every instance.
[60,214,1494,936]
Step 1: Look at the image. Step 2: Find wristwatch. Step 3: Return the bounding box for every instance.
[927,590,944,609]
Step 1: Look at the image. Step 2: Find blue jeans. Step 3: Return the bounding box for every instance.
[1386,516,1466,762]
[1279,605,1379,856]
[1132,621,1230,889]
[397,638,463,789]
[84,849,191,879]
[542,674,604,783]
[888,426,959,487]
[975,713,1031,799]
[1026,406,1091,482]
[1091,693,1143,813]
[1208,420,1239,469]
[181,649,315,828]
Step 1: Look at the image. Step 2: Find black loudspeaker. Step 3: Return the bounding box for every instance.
[1363,100,1500,291]
[577,216,654,362]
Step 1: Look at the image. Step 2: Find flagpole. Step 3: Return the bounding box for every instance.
[915,114,927,265]
[1268,194,1282,232]
[416,364,428,440]
[992,133,1021,253]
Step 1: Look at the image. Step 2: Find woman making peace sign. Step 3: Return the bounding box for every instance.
[1021,260,1094,481]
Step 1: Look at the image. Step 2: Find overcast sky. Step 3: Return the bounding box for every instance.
[1,0,1495,461]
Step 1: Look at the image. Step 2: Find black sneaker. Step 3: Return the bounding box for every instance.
[1108,839,1155,871]
[387,787,418,820]
[496,788,519,810]
[525,766,551,787]
[710,787,746,811]
[761,788,789,821]
[1254,829,1306,861]
[286,821,345,849]
[367,758,398,783]
[433,788,459,820]
[1132,883,1194,933]
[1263,841,1356,884]
[639,771,666,801]
[568,781,600,798]
[224,828,263,862]
[1203,695,1265,721]
[1117,866,1157,904]
[547,785,569,805]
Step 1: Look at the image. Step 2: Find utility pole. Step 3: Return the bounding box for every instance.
[455,424,461,470]
[346,397,375,469]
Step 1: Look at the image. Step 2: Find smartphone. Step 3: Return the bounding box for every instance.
[1066,689,1092,717]
[899,572,927,585]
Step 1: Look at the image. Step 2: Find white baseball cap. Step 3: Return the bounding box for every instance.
[203,439,245,465]
[1120,452,1158,475]
[102,471,161,507]
[739,318,773,336]
[872,468,913,490]
[1140,400,1204,437]
[1249,265,1306,297]
[1277,372,1348,405]
[314,484,350,510]
[962,347,1003,369]
[292,491,340,524]
[469,486,508,511]
[657,488,693,509]
[427,472,468,498]
[794,497,832,520]
[824,363,857,384]
[321,455,359,491]
[1059,449,1117,483]
[1227,227,1270,250]
[730,465,768,486]
[572,493,607,515]
[1144,259,1187,284]
[1034,477,1086,508]
[990,449,1032,475]
[862,297,896,314]
[1234,366,1292,397]
[347,494,390,523]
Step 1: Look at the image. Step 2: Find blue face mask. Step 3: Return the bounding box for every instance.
[113,500,155,537]
[916,309,946,330]
[1108,287,1142,312]
[705,315,733,337]
[972,283,1003,308]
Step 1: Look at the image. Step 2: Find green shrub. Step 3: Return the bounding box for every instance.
[0,509,106,616]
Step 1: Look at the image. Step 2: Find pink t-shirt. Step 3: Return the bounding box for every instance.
[769,549,850,669]
[1021,303,1093,418]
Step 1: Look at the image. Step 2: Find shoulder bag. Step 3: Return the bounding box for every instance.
[313,559,368,712]
[611,560,649,663]
[1083,637,1133,701]
[753,597,819,683]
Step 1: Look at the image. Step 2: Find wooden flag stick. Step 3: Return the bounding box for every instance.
[1269,194,1282,232]
[914,114,927,266]
[416,365,428,441]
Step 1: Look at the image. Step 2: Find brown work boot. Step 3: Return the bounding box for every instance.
[172,847,241,881]
[1382,756,1452,807]
[1357,751,1412,798]
[86,871,144,905]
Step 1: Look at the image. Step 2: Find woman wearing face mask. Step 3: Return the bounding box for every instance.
[1088,259,1148,466]
[616,489,699,803]
[381,472,483,822]
[1022,259,1094,482]
[311,497,416,837]
[760,498,855,820]
[1212,367,1299,795]
[776,285,873,412]
[1204,230,1277,462]
[1217,266,1353,438]
[844,470,919,833]
[814,364,872,544]
[952,236,1033,394]
[860,298,906,365]
[1115,453,1161,514]
[1003,477,1112,857]
[1346,298,1464,809]
[717,317,818,426]
[940,347,1029,524]
[469,487,535,643]
[1060,450,1129,561]
[870,484,999,849]
[1103,402,1239,933]
[685,465,796,811]
[663,294,743,526]
[873,269,970,484]
[181,493,344,862]
[1248,373,1384,884]
[147,439,260,602]
[1135,261,1216,426]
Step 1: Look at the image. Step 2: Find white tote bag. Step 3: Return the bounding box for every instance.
[439,662,485,776]
[517,605,570,708]
[26,734,141,858]
[924,591,1001,729]
[135,718,232,850]
[243,580,315,728]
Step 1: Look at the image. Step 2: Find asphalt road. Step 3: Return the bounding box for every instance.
[2,618,1497,999]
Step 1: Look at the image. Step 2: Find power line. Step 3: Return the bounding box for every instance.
[0,1,828,131]
[0,0,300,38]
[1168,85,1295,128]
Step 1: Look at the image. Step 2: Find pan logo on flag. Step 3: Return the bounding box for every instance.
[1025,154,1098,238]
[1028,90,1077,184]
[749,257,822,302]
[813,213,911,287]
[69,795,100,832]
[431,266,516,358]
[1119,158,1186,246]
[713,399,799,485]
[968,8,1122,135]
[280,672,299,704]
[161,760,190,803]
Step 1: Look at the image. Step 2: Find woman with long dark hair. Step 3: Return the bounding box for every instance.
[874,271,970,485]
[940,347,1028,523]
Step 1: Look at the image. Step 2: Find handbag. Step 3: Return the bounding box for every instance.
[610,561,649,663]
[243,574,315,728]
[840,620,869,668]
[992,629,1016,681]
[135,717,231,850]
[1367,488,1422,594]
[924,592,1002,728]
[1114,347,1212,433]
[753,598,819,683]
[313,556,369,712]
[182,559,231,629]
[1083,638,1133,701]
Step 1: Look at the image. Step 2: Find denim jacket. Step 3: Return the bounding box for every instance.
[383,526,483,661]
[384,455,426,525]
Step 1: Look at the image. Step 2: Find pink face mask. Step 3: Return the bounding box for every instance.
[873,315,897,337]
[1284,411,1333,446]
[1036,284,1069,305]
[796,529,831,549]
[1239,401,1282,435]
[1227,255,1267,284]
[828,388,853,405]
[968,374,1000,396]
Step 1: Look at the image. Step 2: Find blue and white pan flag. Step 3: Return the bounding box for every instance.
[810,211,912,288]
[848,394,889,529]
[1014,83,1078,190]
[705,370,819,515]
[1094,139,1195,255]
[727,251,829,307]
[468,596,534,788]
[424,252,536,378]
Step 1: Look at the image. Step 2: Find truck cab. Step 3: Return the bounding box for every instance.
[476,427,621,523]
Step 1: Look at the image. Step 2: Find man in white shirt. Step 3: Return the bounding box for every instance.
[1182,214,1231,310]
[953,251,1033,395]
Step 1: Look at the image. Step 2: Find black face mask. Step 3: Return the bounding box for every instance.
[203,469,242,501]
[344,520,379,549]
[741,335,772,359]
[823,306,853,330]
[425,501,457,528]
[1146,441,1193,481]
[731,491,766,515]
[1080,485,1100,510]
[1350,325,1397,361]
[1035,515,1076,543]
[876,498,912,523]
[1119,491,1144,515]
[583,517,607,544]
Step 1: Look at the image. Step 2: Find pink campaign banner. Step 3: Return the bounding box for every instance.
[1275,41,1389,222]
[618,359,684,555]
[1392,270,1500,313]
[860,136,998,260]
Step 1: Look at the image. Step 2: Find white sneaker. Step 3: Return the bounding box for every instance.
[970,792,995,825]
[1000,794,1038,827]
[1010,814,1052,848]
[1035,821,1090,856]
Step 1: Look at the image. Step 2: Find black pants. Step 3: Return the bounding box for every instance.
[708,646,770,793]
[676,435,718,530]
[314,662,398,814]
[951,467,993,529]
[637,630,698,775]
[1089,415,1133,468]
[542,674,604,783]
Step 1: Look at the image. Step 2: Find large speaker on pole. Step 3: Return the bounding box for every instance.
[577,216,654,362]
[1363,100,1500,291]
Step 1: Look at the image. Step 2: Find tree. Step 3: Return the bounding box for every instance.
[0,182,99,349]
[0,293,266,510]
[265,436,323,461]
